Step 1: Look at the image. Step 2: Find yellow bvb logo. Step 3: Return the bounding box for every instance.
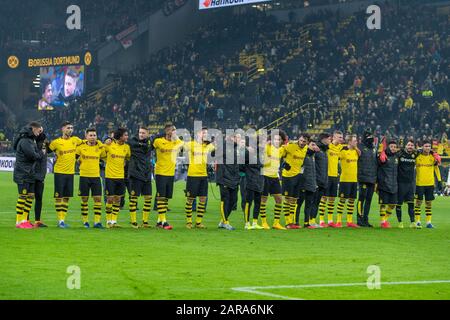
[7,55,19,69]
[84,52,92,66]
[22,189,27,194]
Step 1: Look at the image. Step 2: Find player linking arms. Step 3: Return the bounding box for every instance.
[377,140,399,229]
[153,124,184,230]
[414,140,443,229]
[280,134,308,230]
[128,127,154,228]
[335,134,360,228]
[49,121,83,228]
[325,131,344,227]
[184,127,214,229]
[104,128,131,228]
[75,128,106,228]
[260,130,286,230]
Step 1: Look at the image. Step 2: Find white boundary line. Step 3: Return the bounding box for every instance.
[232,280,450,300]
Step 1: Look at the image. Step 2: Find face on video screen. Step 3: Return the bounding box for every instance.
[38,65,84,108]
[64,73,78,97]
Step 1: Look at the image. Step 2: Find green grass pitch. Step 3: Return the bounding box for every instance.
[0,172,449,300]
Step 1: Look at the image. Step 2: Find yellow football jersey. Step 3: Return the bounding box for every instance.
[339,148,359,183]
[185,141,215,177]
[263,144,283,178]
[49,136,83,174]
[327,143,343,177]
[76,142,106,177]
[415,153,441,186]
[104,141,131,179]
[153,137,184,176]
[281,143,307,178]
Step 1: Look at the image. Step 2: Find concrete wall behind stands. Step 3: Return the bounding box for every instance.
[98,31,150,84]
[270,0,378,23]
[147,0,213,55]
[0,70,25,114]
[97,0,215,85]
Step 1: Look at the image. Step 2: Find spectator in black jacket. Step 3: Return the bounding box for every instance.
[357,130,378,227]
[378,140,399,229]
[13,122,45,229]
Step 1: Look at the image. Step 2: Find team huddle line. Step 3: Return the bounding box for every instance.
[12,121,444,230]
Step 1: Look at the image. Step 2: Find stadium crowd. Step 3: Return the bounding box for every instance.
[1,3,448,151]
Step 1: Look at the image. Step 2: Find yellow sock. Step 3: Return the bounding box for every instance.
[346,214,353,223]
[327,199,335,223]
[196,201,206,225]
[274,203,282,224]
[112,204,120,223]
[81,201,89,223]
[61,202,68,221]
[425,204,432,223]
[184,198,194,223]
[283,200,291,225]
[143,197,151,223]
[380,205,387,222]
[336,199,345,224]
[16,197,26,224]
[129,196,138,223]
[310,218,316,225]
[94,202,102,224]
[106,203,113,222]
[253,218,258,224]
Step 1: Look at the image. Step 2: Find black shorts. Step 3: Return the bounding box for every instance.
[105,178,126,197]
[129,177,152,197]
[378,190,398,205]
[415,186,435,201]
[54,173,74,198]
[282,174,301,198]
[339,182,358,199]
[155,175,175,199]
[263,176,282,196]
[78,177,102,197]
[326,176,339,197]
[17,182,35,195]
[398,182,415,204]
[185,176,208,198]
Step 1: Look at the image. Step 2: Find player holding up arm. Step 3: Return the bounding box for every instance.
[153,124,184,230]
[184,127,214,229]
[48,121,83,228]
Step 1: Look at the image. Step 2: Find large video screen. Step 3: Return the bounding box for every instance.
[38,65,85,110]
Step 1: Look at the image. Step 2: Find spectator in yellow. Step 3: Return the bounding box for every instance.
[438,99,449,112]
[404,96,414,109]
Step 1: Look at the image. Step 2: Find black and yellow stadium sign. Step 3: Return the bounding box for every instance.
[4,51,94,69]
[7,55,19,69]
[84,52,92,66]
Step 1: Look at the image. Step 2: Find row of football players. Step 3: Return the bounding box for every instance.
[13,121,443,229]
